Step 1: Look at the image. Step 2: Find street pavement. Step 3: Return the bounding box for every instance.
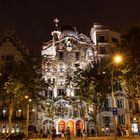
[29,136,140,140]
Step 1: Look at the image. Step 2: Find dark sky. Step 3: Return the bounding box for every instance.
[0,0,140,52]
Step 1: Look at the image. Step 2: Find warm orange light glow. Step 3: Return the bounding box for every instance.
[25,95,28,99]
[113,55,122,64]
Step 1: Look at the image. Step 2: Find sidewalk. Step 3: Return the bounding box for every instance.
[29,136,140,140]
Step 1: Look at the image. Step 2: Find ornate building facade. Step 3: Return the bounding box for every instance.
[40,20,138,136]
[41,21,95,136]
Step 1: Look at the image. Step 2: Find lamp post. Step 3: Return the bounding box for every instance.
[25,95,32,140]
[111,55,122,140]
[84,105,89,140]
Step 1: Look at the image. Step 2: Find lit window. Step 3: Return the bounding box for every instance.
[2,109,7,117]
[58,76,65,86]
[16,109,22,117]
[86,49,93,59]
[2,127,6,133]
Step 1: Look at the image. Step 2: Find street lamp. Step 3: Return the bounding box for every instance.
[111,54,122,140]
[84,105,89,140]
[25,95,32,139]
[113,55,122,64]
[111,54,123,96]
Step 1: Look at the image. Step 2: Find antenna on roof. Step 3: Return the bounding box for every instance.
[53,18,59,29]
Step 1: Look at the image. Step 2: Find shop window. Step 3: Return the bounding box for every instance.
[58,76,65,86]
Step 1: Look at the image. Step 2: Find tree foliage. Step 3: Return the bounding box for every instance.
[119,24,140,98]
[66,62,111,136]
[66,62,111,113]
[0,56,49,110]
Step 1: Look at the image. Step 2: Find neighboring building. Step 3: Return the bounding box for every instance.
[90,23,139,135]
[0,31,30,134]
[40,20,137,136]
[0,31,28,63]
[90,22,120,63]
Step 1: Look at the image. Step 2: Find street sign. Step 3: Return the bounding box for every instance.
[112,108,117,115]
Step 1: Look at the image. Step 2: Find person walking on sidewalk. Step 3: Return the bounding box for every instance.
[52,127,57,140]
[66,127,71,140]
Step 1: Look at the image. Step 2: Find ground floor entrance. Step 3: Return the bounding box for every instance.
[57,119,83,136]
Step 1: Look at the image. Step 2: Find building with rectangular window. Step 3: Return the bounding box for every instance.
[0,31,30,135]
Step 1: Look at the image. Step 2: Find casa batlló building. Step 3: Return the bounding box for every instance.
[40,19,138,136]
[41,20,95,136]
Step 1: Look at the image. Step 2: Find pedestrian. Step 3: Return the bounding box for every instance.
[77,128,81,137]
[40,129,43,138]
[52,127,57,140]
[117,127,121,137]
[66,127,71,140]
[80,129,83,137]
[91,128,95,136]
[61,129,65,138]
[47,129,51,138]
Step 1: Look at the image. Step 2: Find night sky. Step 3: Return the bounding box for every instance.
[0,0,140,52]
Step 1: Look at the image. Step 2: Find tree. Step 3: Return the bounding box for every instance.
[66,62,111,136]
[0,56,49,134]
[119,24,140,99]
